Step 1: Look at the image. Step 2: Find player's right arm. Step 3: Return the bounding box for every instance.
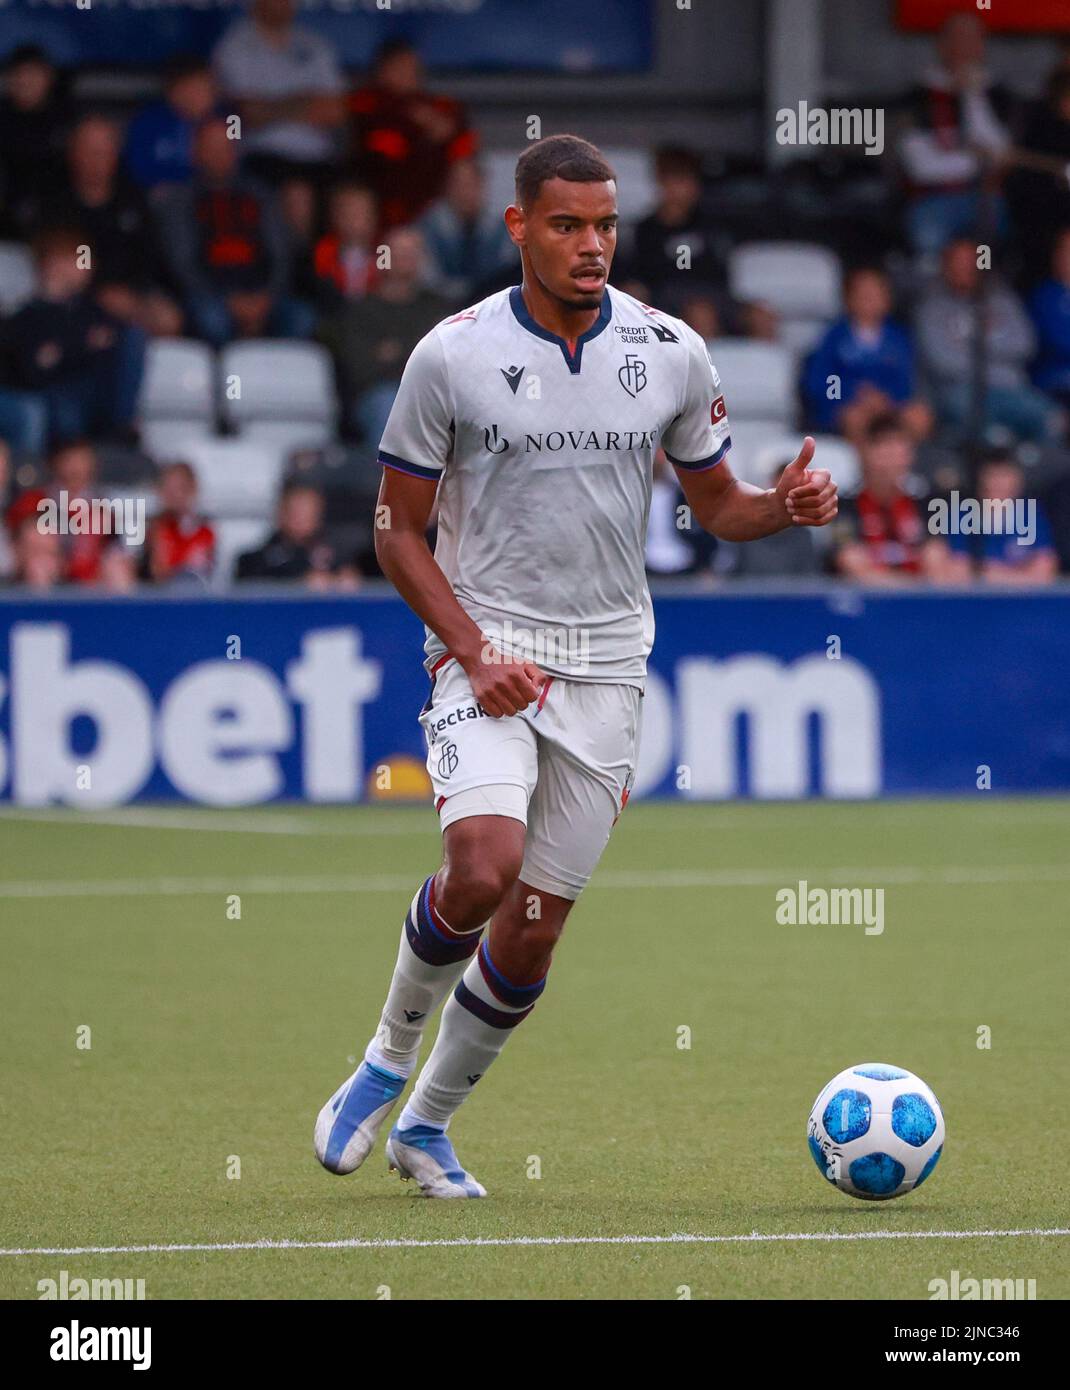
[374,330,544,718]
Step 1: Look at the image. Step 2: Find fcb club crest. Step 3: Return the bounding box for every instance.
[618,352,647,398]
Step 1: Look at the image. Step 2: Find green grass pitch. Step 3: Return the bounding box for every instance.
[1,798,1067,1300]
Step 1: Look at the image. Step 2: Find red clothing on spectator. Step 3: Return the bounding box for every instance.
[347,85,477,227]
[850,488,927,573]
[312,234,378,300]
[6,486,106,584]
[148,510,215,580]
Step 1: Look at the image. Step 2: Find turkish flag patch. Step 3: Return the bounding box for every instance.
[711,395,727,423]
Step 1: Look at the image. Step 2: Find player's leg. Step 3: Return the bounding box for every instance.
[388,680,641,1197]
[314,659,537,1177]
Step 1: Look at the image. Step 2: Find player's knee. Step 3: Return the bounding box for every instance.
[439,827,524,924]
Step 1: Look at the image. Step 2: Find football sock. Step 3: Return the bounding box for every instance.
[365,874,485,1078]
[402,938,547,1128]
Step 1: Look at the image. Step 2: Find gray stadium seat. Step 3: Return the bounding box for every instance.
[0,241,36,314]
[707,338,797,424]
[179,438,289,520]
[138,339,216,459]
[213,517,275,585]
[729,242,843,358]
[220,340,338,447]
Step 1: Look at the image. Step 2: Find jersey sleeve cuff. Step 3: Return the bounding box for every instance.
[379,450,443,481]
[665,437,732,472]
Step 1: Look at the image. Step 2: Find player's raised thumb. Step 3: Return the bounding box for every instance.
[782,436,816,485]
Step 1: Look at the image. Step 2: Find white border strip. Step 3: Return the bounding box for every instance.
[2,1228,1067,1257]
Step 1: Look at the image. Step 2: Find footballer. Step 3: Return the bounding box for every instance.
[314,134,838,1197]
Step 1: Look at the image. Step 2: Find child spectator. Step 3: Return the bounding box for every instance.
[235,481,337,582]
[305,181,380,311]
[804,267,932,444]
[145,461,215,585]
[830,415,952,584]
[945,453,1058,585]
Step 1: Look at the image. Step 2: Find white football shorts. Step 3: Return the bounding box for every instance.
[418,656,642,900]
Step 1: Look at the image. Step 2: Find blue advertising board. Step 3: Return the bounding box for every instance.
[0,588,1066,806]
[0,0,654,72]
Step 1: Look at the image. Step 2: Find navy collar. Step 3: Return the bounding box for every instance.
[509,284,612,374]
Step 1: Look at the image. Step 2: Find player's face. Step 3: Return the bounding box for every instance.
[517,178,618,311]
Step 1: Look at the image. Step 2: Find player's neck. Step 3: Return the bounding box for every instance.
[519,277,601,348]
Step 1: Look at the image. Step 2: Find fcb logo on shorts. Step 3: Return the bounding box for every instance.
[438,741,459,778]
[711,395,727,424]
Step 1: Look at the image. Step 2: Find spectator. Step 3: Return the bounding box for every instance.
[916,239,1062,444]
[898,12,1012,257]
[348,38,477,229]
[418,160,515,304]
[5,439,109,584]
[235,481,338,582]
[944,452,1058,585]
[158,116,312,345]
[1029,226,1070,408]
[804,267,932,444]
[9,515,63,590]
[628,146,726,313]
[0,227,146,452]
[38,115,179,335]
[124,56,219,192]
[830,415,952,584]
[305,181,380,312]
[319,226,449,442]
[0,45,69,239]
[213,0,345,186]
[144,461,215,585]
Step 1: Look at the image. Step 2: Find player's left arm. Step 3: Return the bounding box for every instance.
[674,436,837,541]
[661,329,836,541]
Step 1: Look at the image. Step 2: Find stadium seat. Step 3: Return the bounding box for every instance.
[721,419,797,486]
[0,241,36,314]
[707,339,797,424]
[179,437,289,520]
[220,340,338,447]
[138,339,217,459]
[749,432,861,495]
[213,517,275,585]
[728,243,842,358]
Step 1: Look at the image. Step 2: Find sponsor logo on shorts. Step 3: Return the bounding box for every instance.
[426,702,488,745]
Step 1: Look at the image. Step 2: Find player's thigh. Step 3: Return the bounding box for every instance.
[521,683,642,901]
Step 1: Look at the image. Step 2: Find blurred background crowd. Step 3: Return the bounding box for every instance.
[1,0,1069,592]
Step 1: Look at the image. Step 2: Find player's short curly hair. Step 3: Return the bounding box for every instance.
[514,135,616,210]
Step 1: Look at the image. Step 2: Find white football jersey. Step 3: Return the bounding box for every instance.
[378,284,731,687]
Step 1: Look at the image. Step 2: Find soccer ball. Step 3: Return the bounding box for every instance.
[807,1063,944,1200]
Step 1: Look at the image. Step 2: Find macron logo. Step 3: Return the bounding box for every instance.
[500,365,524,395]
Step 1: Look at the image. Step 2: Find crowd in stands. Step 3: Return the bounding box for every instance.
[1,2,1069,592]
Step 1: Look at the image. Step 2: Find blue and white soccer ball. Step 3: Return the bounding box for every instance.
[807,1063,945,1200]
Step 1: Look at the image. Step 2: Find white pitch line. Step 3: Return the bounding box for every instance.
[2,1228,1067,1258]
[0,807,431,837]
[2,863,1070,900]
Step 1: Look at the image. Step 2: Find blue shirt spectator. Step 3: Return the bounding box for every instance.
[803,268,931,444]
[124,58,218,191]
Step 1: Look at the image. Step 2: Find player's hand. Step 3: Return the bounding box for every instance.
[465,642,547,718]
[776,437,838,527]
